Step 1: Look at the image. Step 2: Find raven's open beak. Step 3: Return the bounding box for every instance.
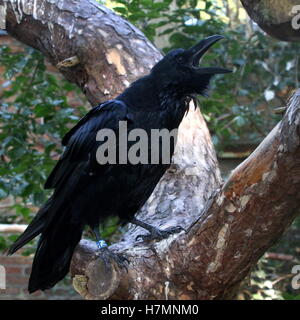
[189,35,232,74]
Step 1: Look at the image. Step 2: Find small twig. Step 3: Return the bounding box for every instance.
[215,113,232,122]
[273,106,287,115]
[265,252,297,262]
[272,273,295,286]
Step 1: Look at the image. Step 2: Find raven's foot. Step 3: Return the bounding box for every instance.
[97,247,129,272]
[136,226,185,242]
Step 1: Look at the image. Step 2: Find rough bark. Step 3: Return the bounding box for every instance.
[1,0,300,300]
[240,0,300,41]
[71,90,300,300]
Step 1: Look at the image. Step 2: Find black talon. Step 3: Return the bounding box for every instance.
[97,247,129,272]
[135,226,185,241]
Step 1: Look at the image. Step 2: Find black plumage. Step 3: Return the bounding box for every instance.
[8,35,231,293]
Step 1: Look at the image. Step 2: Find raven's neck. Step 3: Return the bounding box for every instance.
[117,74,190,114]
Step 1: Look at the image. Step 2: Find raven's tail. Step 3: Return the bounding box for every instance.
[27,210,83,293]
[8,197,83,293]
[8,198,53,256]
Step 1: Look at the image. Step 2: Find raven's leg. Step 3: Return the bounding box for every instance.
[92,227,108,249]
[129,217,185,242]
[91,227,128,270]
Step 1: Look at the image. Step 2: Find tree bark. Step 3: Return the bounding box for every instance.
[1,0,300,300]
[240,0,300,41]
[71,91,300,299]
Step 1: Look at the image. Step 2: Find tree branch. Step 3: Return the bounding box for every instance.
[240,0,300,41]
[71,90,300,299]
[0,0,161,105]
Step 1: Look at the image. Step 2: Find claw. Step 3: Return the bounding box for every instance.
[97,247,129,272]
[136,225,185,242]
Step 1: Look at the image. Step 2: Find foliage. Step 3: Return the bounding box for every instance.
[240,216,300,300]
[0,46,86,217]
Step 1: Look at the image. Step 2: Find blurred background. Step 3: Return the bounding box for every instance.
[0,0,299,299]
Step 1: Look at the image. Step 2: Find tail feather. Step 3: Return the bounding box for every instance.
[9,195,84,293]
[9,164,87,293]
[7,198,53,256]
[28,210,83,293]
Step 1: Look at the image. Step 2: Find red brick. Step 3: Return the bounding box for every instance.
[6,275,29,285]
[6,266,23,275]
[0,287,21,295]
[0,256,32,265]
[22,288,42,297]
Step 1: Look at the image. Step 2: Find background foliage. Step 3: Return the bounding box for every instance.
[0,0,299,299]
[0,46,85,207]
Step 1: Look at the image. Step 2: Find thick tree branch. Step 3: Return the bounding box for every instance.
[240,0,300,41]
[71,90,300,299]
[0,0,161,105]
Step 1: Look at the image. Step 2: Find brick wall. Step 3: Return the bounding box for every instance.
[0,253,81,300]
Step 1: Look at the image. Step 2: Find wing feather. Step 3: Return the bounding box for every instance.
[45,100,129,189]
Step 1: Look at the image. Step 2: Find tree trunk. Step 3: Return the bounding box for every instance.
[1,0,300,300]
[240,0,300,41]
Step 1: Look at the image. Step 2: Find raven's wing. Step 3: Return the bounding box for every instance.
[45,99,129,190]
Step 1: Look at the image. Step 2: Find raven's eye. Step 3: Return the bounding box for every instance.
[176,56,184,64]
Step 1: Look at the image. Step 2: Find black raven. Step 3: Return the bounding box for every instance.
[8,35,231,293]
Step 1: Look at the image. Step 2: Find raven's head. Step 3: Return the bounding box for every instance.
[151,35,231,95]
